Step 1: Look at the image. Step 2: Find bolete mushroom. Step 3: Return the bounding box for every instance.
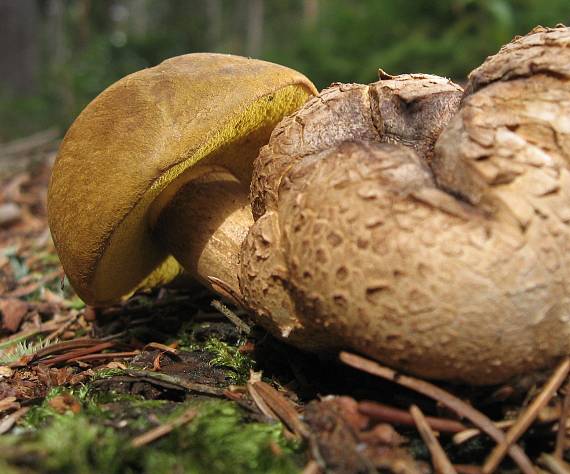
[48,53,316,305]
[242,25,570,385]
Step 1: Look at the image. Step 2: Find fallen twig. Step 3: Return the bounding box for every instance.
[483,358,570,473]
[70,351,140,363]
[131,408,197,448]
[144,342,179,355]
[410,404,457,474]
[359,400,467,433]
[208,276,245,307]
[339,351,535,474]
[249,381,309,438]
[32,338,103,360]
[453,420,515,445]
[42,342,114,366]
[248,381,279,420]
[9,338,105,367]
[210,299,251,334]
[538,453,570,474]
[453,466,483,474]
[554,382,570,459]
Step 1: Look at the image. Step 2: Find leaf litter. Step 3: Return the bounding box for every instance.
[0,136,570,473]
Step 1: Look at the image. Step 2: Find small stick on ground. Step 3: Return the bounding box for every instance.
[339,351,535,474]
[359,400,467,433]
[208,276,246,307]
[144,342,178,354]
[453,420,515,445]
[43,342,114,366]
[31,338,104,360]
[131,408,196,448]
[538,453,570,474]
[483,357,570,474]
[211,299,251,334]
[453,465,483,474]
[248,381,279,421]
[249,381,309,438]
[70,351,140,363]
[554,382,570,459]
[410,404,457,474]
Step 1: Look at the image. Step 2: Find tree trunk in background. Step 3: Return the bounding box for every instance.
[0,0,39,96]
[45,0,74,118]
[303,0,318,28]
[246,0,263,58]
[77,0,92,46]
[206,0,222,51]
[45,0,67,69]
[128,0,150,37]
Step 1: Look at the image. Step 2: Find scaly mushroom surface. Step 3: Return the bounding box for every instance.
[241,26,570,384]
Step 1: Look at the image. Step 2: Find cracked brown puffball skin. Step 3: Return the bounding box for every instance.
[240,26,570,385]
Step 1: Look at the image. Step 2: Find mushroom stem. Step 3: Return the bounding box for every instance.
[150,166,253,299]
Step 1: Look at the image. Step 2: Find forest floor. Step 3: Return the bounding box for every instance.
[0,133,569,474]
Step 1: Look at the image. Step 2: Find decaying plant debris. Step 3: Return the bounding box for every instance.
[3,25,570,474]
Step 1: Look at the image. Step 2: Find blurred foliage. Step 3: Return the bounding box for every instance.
[1,0,569,140]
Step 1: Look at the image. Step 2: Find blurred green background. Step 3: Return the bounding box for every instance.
[1,0,569,141]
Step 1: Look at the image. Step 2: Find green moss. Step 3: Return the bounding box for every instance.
[21,386,94,429]
[92,367,130,380]
[204,338,254,384]
[1,394,302,474]
[177,319,254,383]
[0,412,126,474]
[143,400,302,474]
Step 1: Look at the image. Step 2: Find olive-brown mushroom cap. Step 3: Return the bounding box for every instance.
[48,53,316,305]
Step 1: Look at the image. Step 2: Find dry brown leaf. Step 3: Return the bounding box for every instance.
[48,393,81,414]
[0,298,28,332]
